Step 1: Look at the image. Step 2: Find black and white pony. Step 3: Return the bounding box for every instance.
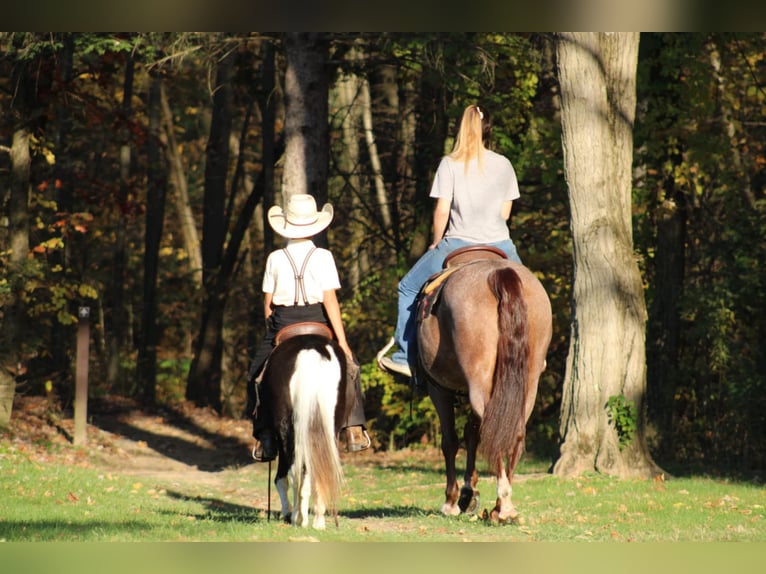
[258,331,353,529]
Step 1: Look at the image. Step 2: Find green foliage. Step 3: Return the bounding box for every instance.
[360,360,446,450]
[156,357,192,403]
[606,395,637,450]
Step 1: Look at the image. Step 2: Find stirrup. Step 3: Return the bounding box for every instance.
[378,356,412,377]
[375,336,395,366]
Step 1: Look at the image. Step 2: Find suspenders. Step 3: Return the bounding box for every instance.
[282,246,317,306]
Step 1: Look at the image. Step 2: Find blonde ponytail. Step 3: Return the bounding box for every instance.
[449,104,487,173]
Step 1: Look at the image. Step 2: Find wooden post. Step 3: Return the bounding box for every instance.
[73,306,90,446]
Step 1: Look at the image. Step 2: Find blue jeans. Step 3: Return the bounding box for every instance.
[391,237,522,369]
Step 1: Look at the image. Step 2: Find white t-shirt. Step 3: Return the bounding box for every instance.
[429,149,520,244]
[262,239,341,306]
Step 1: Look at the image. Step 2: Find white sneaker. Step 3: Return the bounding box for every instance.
[378,355,412,377]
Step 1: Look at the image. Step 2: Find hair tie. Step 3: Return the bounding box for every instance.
[476,106,483,120]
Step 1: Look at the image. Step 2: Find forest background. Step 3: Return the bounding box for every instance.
[1,32,764,479]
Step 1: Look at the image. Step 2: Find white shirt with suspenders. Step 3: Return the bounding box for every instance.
[262,238,341,306]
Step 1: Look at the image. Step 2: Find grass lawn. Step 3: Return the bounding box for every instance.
[1,441,763,543]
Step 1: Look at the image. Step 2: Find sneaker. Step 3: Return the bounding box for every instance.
[378,355,412,378]
[251,429,277,462]
[344,425,371,453]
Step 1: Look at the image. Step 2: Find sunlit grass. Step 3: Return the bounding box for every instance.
[1,443,763,542]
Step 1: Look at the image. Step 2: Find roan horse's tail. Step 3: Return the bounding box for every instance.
[290,344,345,512]
[480,265,529,473]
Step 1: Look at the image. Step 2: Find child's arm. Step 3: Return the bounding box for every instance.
[322,289,352,358]
[263,292,274,323]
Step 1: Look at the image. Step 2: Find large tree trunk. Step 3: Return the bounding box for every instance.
[281,32,329,244]
[136,72,168,403]
[0,127,32,427]
[553,32,662,478]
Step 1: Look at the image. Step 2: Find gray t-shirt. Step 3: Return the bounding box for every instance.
[429,149,520,244]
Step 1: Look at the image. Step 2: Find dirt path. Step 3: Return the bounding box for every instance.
[4,395,408,514]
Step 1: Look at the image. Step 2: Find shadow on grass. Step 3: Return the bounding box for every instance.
[0,519,174,541]
[163,490,261,522]
[162,490,428,523]
[85,400,253,472]
[341,505,431,519]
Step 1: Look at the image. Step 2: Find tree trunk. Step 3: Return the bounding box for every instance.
[161,82,203,289]
[0,127,32,427]
[137,72,168,404]
[553,32,662,478]
[281,32,329,244]
[186,49,235,409]
[108,54,134,391]
[335,63,366,292]
[244,40,277,414]
[411,49,448,262]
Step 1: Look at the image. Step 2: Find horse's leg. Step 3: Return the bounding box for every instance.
[458,412,481,514]
[276,474,291,523]
[312,487,327,530]
[489,434,525,523]
[275,432,292,523]
[296,466,311,528]
[289,466,300,526]
[427,382,460,516]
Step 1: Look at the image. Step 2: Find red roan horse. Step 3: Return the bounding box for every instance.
[258,334,354,528]
[417,253,552,522]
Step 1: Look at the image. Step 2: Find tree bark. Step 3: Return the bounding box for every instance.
[281,32,329,244]
[335,62,368,292]
[0,127,32,427]
[161,82,203,289]
[137,72,168,404]
[107,54,134,390]
[553,32,662,478]
[186,48,235,409]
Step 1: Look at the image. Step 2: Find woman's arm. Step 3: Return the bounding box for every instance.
[322,289,352,358]
[430,197,451,249]
[501,200,513,221]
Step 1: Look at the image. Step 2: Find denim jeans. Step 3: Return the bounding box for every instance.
[391,237,522,369]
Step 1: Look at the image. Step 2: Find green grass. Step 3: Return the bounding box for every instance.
[1,443,764,542]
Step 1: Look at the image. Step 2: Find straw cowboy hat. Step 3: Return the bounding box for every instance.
[267,194,334,239]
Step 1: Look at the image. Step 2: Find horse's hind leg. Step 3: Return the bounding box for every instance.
[295,467,311,528]
[312,489,327,530]
[428,382,461,516]
[458,413,481,514]
[490,435,524,523]
[276,475,291,523]
[275,455,292,523]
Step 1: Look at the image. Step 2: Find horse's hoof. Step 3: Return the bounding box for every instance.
[488,508,518,525]
[459,491,480,514]
[312,517,327,530]
[440,503,461,516]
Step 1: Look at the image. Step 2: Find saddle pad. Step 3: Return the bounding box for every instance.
[418,267,461,322]
[274,321,333,346]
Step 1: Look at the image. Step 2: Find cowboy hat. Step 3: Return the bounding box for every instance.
[267,194,334,239]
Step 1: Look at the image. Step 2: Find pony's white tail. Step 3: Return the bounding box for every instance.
[289,344,344,516]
